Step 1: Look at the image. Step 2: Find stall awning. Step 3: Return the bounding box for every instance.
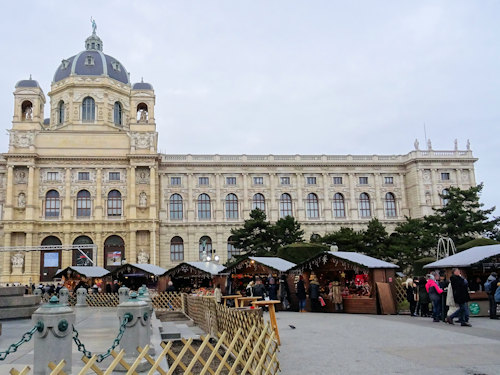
[55,266,110,278]
[111,263,168,277]
[249,257,296,272]
[329,252,399,269]
[424,244,500,269]
[165,262,225,277]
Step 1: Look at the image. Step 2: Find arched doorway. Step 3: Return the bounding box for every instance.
[104,235,125,270]
[40,236,62,281]
[72,236,94,267]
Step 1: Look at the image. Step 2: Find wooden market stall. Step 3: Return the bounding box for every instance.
[110,263,168,291]
[289,251,398,314]
[164,262,225,294]
[222,257,296,296]
[424,244,500,317]
[55,266,111,292]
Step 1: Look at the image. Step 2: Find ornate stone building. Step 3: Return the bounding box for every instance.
[0,30,477,283]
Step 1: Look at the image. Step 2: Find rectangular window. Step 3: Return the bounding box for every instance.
[226,177,237,185]
[253,177,264,185]
[78,172,90,181]
[280,177,290,185]
[171,177,181,186]
[359,177,368,185]
[441,172,450,181]
[333,177,343,185]
[306,177,317,185]
[384,176,394,184]
[199,177,209,185]
[109,172,120,181]
[47,172,59,181]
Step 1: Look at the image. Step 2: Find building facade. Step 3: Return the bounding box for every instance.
[0,30,477,284]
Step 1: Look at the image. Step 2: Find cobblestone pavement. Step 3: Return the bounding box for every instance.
[275,312,500,375]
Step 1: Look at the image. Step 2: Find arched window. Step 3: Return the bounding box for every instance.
[76,190,91,217]
[252,193,266,211]
[306,193,319,219]
[169,194,183,220]
[199,236,212,261]
[225,193,239,219]
[82,97,95,122]
[137,103,148,122]
[384,192,397,217]
[58,100,65,124]
[40,236,62,281]
[107,190,122,217]
[359,193,371,218]
[104,235,124,269]
[441,189,450,206]
[72,235,93,266]
[21,100,33,120]
[279,193,293,218]
[45,190,60,217]
[170,236,184,262]
[227,236,240,259]
[333,193,346,218]
[114,101,122,125]
[197,194,211,220]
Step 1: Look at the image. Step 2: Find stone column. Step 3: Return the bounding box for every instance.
[5,165,14,220]
[295,173,304,220]
[25,232,33,277]
[187,173,194,221]
[95,168,103,219]
[2,232,12,280]
[26,166,35,220]
[149,166,156,220]
[150,229,157,265]
[322,173,331,220]
[398,173,409,217]
[215,173,222,221]
[63,168,72,219]
[242,172,249,218]
[373,173,382,219]
[348,173,357,220]
[129,229,137,265]
[95,231,103,267]
[62,232,71,269]
[129,166,136,219]
[269,173,276,221]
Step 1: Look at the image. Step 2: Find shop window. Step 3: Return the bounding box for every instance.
[197,194,211,219]
[252,193,266,211]
[279,193,293,218]
[169,194,183,220]
[306,193,320,219]
[170,236,184,261]
[225,193,239,219]
[333,193,346,218]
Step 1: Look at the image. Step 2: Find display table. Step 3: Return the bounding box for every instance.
[252,300,281,345]
[237,296,260,307]
[222,295,242,307]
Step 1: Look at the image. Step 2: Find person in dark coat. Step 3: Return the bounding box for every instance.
[296,275,307,312]
[417,277,431,317]
[486,272,499,319]
[405,278,417,317]
[446,268,471,327]
[308,275,321,312]
[268,276,278,300]
[252,278,266,300]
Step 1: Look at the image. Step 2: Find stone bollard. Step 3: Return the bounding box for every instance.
[58,287,69,305]
[117,292,151,371]
[118,286,130,304]
[32,296,75,375]
[33,288,42,298]
[76,287,88,307]
[137,289,155,355]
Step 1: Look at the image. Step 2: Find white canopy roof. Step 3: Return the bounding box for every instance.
[129,263,168,276]
[328,252,399,269]
[55,266,110,278]
[184,262,225,275]
[424,244,500,269]
[249,257,297,272]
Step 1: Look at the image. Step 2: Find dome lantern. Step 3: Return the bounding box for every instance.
[85,19,103,51]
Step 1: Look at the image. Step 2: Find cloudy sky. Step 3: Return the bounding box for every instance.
[0,1,498,215]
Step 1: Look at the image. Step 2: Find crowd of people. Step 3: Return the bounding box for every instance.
[405,269,500,326]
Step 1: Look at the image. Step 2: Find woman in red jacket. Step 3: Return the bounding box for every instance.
[426,273,444,322]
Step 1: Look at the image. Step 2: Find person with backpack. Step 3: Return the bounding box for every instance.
[485,272,498,320]
[445,268,471,327]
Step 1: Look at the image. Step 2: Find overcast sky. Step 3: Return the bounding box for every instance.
[0,1,498,216]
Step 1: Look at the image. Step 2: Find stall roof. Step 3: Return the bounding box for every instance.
[329,252,399,269]
[248,257,296,272]
[55,266,110,278]
[130,264,168,276]
[424,244,500,269]
[184,262,225,275]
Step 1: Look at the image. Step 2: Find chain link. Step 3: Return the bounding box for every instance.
[0,321,42,361]
[72,313,131,363]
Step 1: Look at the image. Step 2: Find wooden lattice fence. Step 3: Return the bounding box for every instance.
[86,293,119,307]
[151,291,183,311]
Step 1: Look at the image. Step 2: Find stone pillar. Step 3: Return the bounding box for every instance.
[118,286,130,304]
[150,229,157,265]
[58,287,69,305]
[348,173,357,219]
[61,232,71,269]
[129,230,137,265]
[295,173,304,220]
[373,173,382,219]
[187,173,194,221]
[117,292,150,370]
[26,166,35,220]
[322,173,331,220]
[63,168,72,220]
[149,166,156,220]
[95,168,103,219]
[5,165,14,220]
[32,297,75,375]
[129,166,136,219]
[137,288,154,354]
[75,287,88,307]
[33,288,42,298]
[215,173,222,221]
[25,232,33,277]
[399,173,408,217]
[2,232,12,280]
[242,172,249,218]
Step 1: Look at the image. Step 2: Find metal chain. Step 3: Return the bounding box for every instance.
[72,313,131,363]
[0,321,43,361]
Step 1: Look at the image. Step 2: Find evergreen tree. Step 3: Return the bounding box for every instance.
[319,227,365,252]
[229,209,273,256]
[272,216,304,251]
[362,218,389,259]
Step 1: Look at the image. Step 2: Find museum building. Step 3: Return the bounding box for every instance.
[0,30,477,283]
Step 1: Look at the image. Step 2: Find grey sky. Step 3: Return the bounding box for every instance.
[0,1,498,215]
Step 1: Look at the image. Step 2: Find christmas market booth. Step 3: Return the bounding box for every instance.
[111,263,168,291]
[164,262,225,294]
[290,251,398,314]
[222,257,296,296]
[55,266,111,292]
[424,244,500,317]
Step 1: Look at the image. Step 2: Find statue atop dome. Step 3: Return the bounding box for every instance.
[91,17,97,35]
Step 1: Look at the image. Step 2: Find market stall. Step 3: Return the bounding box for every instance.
[110,263,168,291]
[222,257,296,296]
[424,244,500,317]
[289,251,398,314]
[55,266,111,292]
[164,262,225,294]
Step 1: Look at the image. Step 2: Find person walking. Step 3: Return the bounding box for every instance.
[296,275,307,312]
[405,278,417,317]
[279,275,291,310]
[446,268,471,327]
[252,278,266,301]
[268,276,278,300]
[426,274,444,322]
[308,275,320,312]
[417,276,431,317]
[485,272,498,320]
[214,284,222,304]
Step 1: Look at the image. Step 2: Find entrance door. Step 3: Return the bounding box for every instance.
[40,236,62,282]
[104,235,125,271]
